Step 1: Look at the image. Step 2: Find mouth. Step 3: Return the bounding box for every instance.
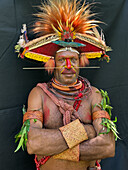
[61,68,76,74]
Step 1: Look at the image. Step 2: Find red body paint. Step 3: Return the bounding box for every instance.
[85,112,92,121]
[43,98,50,124]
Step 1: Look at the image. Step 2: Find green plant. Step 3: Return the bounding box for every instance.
[93,89,120,141]
[14,105,30,152]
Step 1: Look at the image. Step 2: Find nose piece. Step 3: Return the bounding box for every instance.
[66,58,71,69]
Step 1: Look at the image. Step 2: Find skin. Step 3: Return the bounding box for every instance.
[27,51,115,170]
[54,51,79,85]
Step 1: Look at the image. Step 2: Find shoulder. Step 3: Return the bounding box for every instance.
[28,86,42,99]
[28,83,47,99]
[90,86,102,112]
[27,83,48,111]
[89,86,102,103]
[91,86,101,96]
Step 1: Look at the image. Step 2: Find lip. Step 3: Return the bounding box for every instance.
[63,73,74,77]
[61,69,76,74]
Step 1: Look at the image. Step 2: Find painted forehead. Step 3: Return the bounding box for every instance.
[56,51,79,58]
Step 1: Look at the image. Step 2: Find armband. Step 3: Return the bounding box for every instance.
[23,110,43,123]
[92,110,110,121]
[59,119,88,148]
[53,145,79,162]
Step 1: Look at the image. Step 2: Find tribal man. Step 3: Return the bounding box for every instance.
[15,0,117,170]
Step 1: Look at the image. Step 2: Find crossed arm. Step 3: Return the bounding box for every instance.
[26,87,115,161]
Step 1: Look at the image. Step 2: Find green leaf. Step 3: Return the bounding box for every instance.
[92,103,101,110]
[99,117,120,141]
[100,89,105,96]
[105,91,108,96]
[22,105,26,115]
[15,126,26,152]
[103,98,106,110]
[106,127,110,134]
[113,116,117,123]
[34,119,37,123]
[106,96,110,104]
[14,105,30,152]
[105,105,113,109]
[100,99,104,109]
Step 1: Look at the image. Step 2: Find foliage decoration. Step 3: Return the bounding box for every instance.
[93,89,120,141]
[14,105,30,152]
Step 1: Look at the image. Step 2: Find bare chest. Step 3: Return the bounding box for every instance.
[42,96,92,129]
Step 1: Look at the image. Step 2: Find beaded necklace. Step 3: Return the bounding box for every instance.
[47,76,92,100]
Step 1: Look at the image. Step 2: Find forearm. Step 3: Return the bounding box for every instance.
[79,88,116,161]
[27,126,68,156]
[80,132,115,161]
[27,120,95,156]
[79,118,115,161]
[51,123,97,161]
[83,124,96,139]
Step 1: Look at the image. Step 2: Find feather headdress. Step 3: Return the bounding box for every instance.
[33,0,99,37]
[15,0,111,73]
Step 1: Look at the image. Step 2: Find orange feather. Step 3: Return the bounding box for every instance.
[44,59,55,74]
[32,0,100,37]
[80,54,89,67]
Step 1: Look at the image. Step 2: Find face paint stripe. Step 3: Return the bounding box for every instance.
[72,67,76,72]
[66,58,71,69]
[61,68,65,74]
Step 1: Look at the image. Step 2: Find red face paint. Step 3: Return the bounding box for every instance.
[66,58,71,69]
[55,51,79,85]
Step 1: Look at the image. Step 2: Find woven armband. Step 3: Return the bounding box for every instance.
[53,145,79,162]
[59,119,88,148]
[92,110,110,121]
[23,110,43,124]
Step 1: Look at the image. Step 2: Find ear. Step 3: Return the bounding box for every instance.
[79,54,89,67]
[44,58,55,74]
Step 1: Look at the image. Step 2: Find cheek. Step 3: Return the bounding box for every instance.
[54,68,63,79]
[77,60,80,66]
[56,62,65,70]
[74,63,79,73]
[73,60,79,68]
[75,61,79,72]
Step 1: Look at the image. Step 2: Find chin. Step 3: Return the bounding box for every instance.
[60,74,77,85]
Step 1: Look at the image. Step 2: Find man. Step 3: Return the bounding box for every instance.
[15,0,117,169]
[26,50,115,170]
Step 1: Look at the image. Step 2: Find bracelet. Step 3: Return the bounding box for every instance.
[23,110,43,124]
[53,145,79,162]
[59,119,88,148]
[92,110,110,121]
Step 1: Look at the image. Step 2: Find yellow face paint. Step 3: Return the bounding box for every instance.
[54,51,79,85]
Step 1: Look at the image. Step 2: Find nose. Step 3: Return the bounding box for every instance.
[65,58,71,69]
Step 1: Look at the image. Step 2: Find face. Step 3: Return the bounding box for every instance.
[54,51,79,85]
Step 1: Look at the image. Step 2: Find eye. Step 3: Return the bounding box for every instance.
[71,57,77,63]
[58,58,65,62]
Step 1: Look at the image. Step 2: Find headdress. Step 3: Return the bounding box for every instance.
[15,0,111,73]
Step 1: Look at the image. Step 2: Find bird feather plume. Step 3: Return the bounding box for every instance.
[33,0,101,38]
[44,58,55,74]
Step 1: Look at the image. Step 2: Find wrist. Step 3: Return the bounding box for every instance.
[59,119,88,148]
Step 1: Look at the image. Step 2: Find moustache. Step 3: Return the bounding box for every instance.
[61,68,76,74]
